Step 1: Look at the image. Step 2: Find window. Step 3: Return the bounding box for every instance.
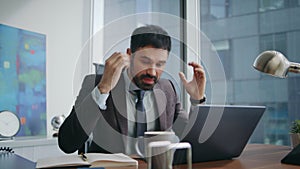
[91,0,300,146]
[201,0,230,21]
[92,0,183,96]
[259,0,299,12]
[260,33,287,55]
[200,0,300,146]
[213,40,231,79]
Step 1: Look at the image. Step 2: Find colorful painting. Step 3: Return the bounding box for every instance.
[0,24,46,137]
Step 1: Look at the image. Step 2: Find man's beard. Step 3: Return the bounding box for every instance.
[132,74,158,90]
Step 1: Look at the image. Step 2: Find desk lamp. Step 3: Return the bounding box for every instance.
[253,50,300,165]
[253,50,300,78]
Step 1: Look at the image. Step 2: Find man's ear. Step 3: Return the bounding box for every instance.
[126,48,132,56]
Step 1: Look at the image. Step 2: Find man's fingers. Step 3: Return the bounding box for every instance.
[179,72,188,85]
[105,52,129,70]
[188,62,205,79]
[105,52,121,63]
[194,67,205,77]
[98,52,129,93]
[114,53,129,69]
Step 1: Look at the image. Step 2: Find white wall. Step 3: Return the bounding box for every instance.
[0,0,92,136]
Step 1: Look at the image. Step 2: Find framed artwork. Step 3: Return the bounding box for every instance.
[0,24,46,137]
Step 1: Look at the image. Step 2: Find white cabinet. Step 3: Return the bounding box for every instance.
[0,137,76,162]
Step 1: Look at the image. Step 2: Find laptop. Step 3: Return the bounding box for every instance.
[173,104,266,164]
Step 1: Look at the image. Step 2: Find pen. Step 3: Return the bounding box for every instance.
[80,152,88,161]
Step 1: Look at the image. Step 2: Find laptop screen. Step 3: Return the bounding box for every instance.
[173,105,266,164]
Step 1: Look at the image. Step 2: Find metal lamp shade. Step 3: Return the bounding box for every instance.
[253,50,300,78]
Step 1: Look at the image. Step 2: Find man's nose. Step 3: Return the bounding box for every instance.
[146,67,157,77]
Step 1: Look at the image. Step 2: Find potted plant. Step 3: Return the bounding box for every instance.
[290,119,300,148]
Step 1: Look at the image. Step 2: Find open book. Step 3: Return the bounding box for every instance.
[35,153,138,168]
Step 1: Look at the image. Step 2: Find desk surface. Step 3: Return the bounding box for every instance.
[170,144,300,169]
[133,144,300,169]
[0,144,299,169]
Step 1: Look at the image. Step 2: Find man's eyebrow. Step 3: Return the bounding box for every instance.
[139,56,167,63]
[139,55,151,60]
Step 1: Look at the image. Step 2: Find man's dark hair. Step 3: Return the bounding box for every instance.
[130,25,171,53]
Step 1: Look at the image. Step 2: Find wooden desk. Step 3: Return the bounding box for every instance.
[172,144,300,169]
[0,144,299,169]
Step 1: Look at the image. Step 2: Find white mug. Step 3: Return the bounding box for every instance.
[135,131,179,169]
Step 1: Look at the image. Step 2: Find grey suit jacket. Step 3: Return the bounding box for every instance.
[58,74,189,154]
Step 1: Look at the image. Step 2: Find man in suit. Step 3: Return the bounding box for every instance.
[58,25,206,155]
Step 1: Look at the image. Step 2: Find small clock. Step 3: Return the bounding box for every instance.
[51,115,65,137]
[0,110,20,139]
[51,115,65,131]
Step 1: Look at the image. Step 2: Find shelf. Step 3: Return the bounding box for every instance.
[0,136,57,148]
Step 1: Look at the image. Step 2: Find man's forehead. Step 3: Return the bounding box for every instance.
[135,47,168,53]
[134,47,168,59]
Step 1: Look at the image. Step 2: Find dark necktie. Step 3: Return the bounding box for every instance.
[135,90,147,137]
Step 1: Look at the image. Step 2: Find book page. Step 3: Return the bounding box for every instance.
[36,153,138,168]
[36,154,89,168]
[86,153,138,168]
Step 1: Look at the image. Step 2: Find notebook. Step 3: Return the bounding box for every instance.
[173,104,266,164]
[35,153,138,168]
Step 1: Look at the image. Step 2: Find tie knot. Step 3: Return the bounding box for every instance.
[135,90,145,100]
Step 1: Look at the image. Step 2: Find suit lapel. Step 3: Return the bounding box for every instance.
[110,75,128,135]
[153,82,168,130]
